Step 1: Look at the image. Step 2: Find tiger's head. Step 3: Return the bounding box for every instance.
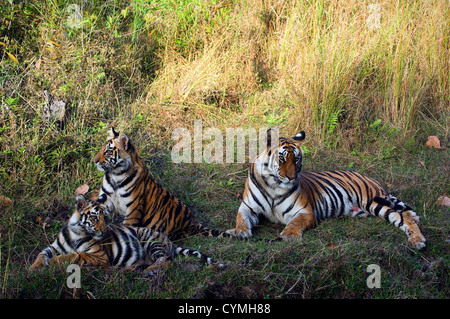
[261,129,306,185]
[93,127,135,173]
[69,194,109,240]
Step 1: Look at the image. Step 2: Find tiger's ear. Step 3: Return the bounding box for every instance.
[118,132,130,151]
[76,195,86,211]
[292,131,305,142]
[266,128,279,149]
[108,127,120,139]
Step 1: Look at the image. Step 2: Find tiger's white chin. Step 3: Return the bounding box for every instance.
[279,178,299,188]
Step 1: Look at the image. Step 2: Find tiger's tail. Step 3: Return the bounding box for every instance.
[173,246,226,268]
[372,194,425,249]
[190,222,282,244]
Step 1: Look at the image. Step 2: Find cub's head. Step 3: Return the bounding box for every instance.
[263,129,306,184]
[93,127,135,173]
[69,194,109,240]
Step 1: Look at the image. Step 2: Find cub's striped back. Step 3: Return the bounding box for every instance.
[226,129,426,249]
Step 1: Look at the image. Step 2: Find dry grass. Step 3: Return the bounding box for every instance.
[138,0,449,141]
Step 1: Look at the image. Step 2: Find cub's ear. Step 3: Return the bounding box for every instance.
[76,195,86,211]
[108,127,120,139]
[266,128,279,149]
[292,131,305,141]
[118,132,130,151]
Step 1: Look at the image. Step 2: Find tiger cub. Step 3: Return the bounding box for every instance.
[30,194,225,271]
[93,128,230,240]
[226,129,426,249]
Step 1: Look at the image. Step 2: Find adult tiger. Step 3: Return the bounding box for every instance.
[93,128,229,240]
[226,129,426,249]
[30,194,225,270]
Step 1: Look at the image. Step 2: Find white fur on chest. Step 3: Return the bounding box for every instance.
[252,160,305,225]
[101,173,136,216]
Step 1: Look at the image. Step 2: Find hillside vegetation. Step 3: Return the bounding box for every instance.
[0,0,448,298]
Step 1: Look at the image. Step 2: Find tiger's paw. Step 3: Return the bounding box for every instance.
[30,256,48,271]
[280,228,303,241]
[143,260,170,276]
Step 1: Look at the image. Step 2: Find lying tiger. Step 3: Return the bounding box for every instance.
[30,194,225,271]
[226,129,426,249]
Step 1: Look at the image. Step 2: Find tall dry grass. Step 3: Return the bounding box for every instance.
[137,0,448,146]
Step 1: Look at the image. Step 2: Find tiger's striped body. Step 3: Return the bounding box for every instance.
[30,195,224,270]
[93,128,229,240]
[226,129,426,249]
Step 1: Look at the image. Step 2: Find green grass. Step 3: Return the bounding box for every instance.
[1,0,449,299]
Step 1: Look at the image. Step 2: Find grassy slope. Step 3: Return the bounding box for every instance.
[1,0,449,298]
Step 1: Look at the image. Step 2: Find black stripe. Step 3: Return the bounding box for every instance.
[275,182,299,203]
[307,173,337,218]
[281,197,299,216]
[74,236,93,250]
[128,228,142,263]
[114,161,130,175]
[330,171,354,213]
[117,169,137,190]
[114,149,118,164]
[299,174,324,219]
[59,226,72,253]
[374,204,383,216]
[117,229,134,266]
[340,172,362,210]
[110,230,123,266]
[125,197,136,208]
[398,213,404,227]
[43,247,55,259]
[374,196,392,207]
[121,187,134,198]
[241,200,260,219]
[105,172,114,189]
[249,165,272,205]
[356,176,373,212]
[384,209,404,227]
[345,172,363,202]
[247,186,266,211]
[101,186,112,196]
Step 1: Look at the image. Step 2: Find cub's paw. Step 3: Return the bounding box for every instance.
[29,256,48,271]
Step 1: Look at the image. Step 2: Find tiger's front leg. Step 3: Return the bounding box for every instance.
[226,203,260,238]
[48,252,109,267]
[280,210,317,241]
[30,254,48,270]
